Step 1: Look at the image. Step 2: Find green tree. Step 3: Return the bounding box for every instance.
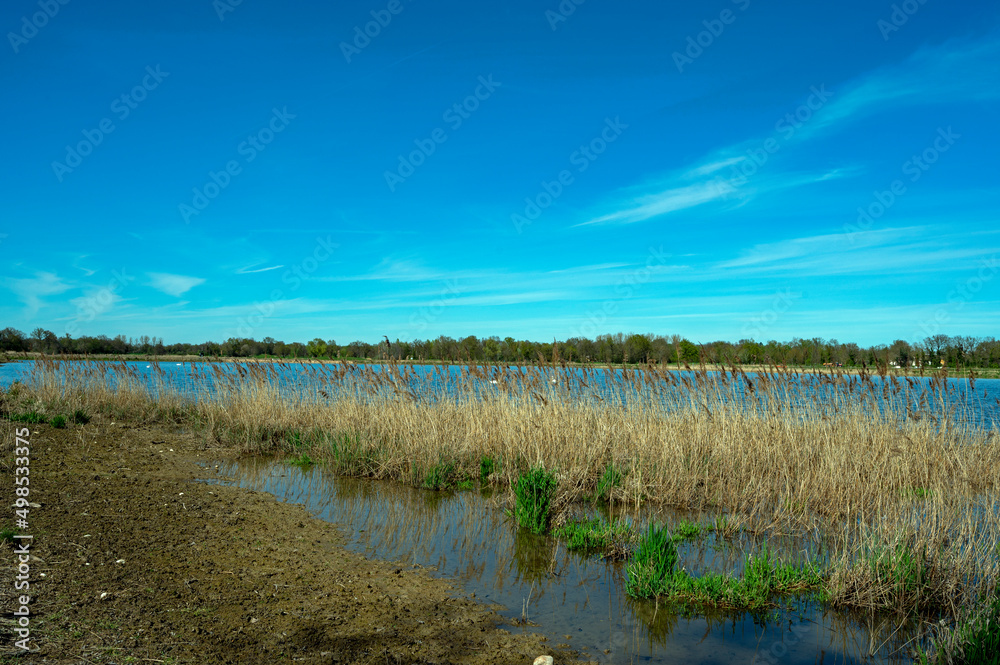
[307,338,327,358]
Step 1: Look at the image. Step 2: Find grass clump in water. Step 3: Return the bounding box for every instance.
[287,452,314,467]
[626,523,678,598]
[626,526,826,611]
[920,595,1000,664]
[672,519,702,541]
[554,518,634,558]
[423,462,458,490]
[513,466,557,534]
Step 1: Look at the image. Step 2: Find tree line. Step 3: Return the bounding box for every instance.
[2,327,999,368]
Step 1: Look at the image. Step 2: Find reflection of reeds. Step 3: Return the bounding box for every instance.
[9,357,1000,618]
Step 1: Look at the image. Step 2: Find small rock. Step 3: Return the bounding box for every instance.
[99,592,108,600]
[115,559,126,564]
[533,657,553,665]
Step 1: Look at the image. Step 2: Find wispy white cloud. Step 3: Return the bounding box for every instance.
[579,169,849,227]
[579,181,731,226]
[72,255,97,277]
[579,34,999,228]
[799,36,1000,140]
[236,263,284,274]
[712,226,1000,278]
[3,272,73,319]
[147,273,205,297]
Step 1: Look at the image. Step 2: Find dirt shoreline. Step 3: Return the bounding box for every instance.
[0,420,572,664]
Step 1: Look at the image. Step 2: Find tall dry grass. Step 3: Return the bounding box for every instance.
[5,356,999,616]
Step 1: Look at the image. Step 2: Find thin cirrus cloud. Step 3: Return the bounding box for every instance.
[578,34,999,229]
[235,263,285,274]
[798,35,1000,141]
[5,272,73,319]
[713,226,1000,278]
[577,169,848,227]
[147,273,206,298]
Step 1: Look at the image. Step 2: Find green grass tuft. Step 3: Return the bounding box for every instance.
[672,519,702,541]
[920,595,1000,664]
[50,415,67,429]
[626,523,678,597]
[555,518,634,554]
[626,531,826,611]
[595,464,623,502]
[8,410,46,424]
[423,462,457,490]
[869,541,933,604]
[513,466,557,534]
[0,527,16,544]
[70,408,91,425]
[287,452,313,466]
[479,456,496,482]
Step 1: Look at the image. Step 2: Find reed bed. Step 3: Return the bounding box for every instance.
[4,357,999,624]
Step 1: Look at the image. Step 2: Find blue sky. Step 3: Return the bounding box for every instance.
[2,0,998,346]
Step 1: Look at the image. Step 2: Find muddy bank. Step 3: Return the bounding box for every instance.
[0,420,573,664]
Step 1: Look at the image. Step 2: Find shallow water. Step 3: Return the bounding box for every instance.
[204,459,921,664]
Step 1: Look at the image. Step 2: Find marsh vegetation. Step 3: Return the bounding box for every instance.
[2,357,998,662]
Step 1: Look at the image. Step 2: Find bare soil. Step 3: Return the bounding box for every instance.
[0,420,570,664]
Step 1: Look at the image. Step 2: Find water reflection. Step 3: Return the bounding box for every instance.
[206,459,920,664]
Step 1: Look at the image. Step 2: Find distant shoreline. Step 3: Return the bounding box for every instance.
[2,351,996,379]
